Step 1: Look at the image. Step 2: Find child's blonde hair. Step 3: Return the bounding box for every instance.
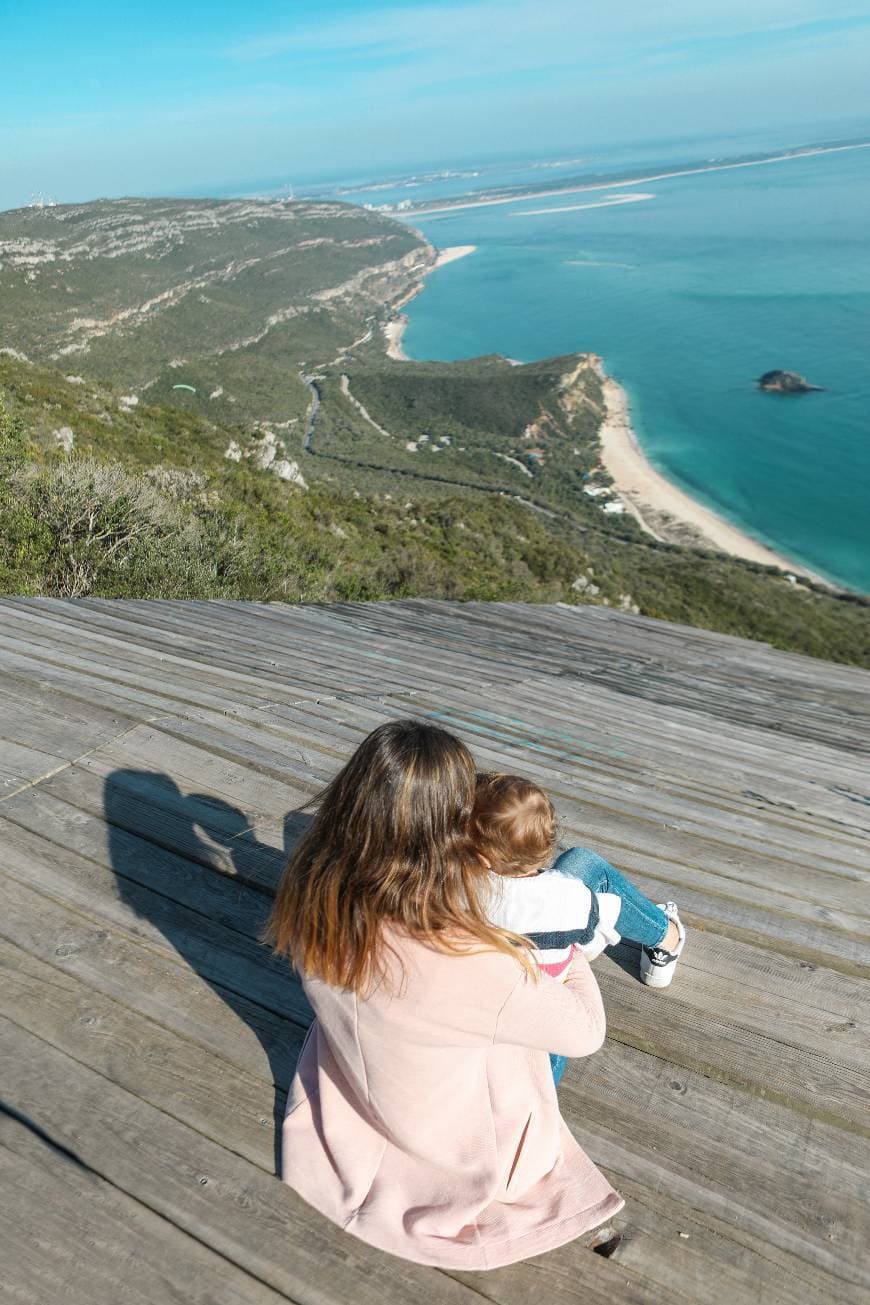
[264,723,537,992]
[471,772,556,876]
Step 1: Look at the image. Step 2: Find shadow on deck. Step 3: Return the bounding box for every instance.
[1,597,868,1305]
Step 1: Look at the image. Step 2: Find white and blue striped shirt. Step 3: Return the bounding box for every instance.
[486,869,622,978]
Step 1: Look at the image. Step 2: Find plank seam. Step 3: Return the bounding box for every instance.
[0,1097,305,1305]
[0,717,166,806]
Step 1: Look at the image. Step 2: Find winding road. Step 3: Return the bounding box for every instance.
[300,371,321,452]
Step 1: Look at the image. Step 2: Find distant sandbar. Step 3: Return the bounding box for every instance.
[401,142,870,218]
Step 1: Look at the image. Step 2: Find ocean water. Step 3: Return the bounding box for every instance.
[396,145,870,592]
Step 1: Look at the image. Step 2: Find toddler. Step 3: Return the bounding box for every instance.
[472,773,685,1082]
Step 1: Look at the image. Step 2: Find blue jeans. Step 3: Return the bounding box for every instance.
[549,847,668,1086]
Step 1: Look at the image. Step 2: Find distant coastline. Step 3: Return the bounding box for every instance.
[392,141,870,218]
[386,245,835,588]
[384,244,476,359]
[594,361,831,586]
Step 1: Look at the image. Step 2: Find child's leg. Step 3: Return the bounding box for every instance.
[552,846,669,948]
[550,1053,568,1085]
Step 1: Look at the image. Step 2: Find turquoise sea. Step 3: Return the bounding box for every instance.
[390,145,870,592]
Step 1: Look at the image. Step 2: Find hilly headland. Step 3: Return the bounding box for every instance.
[1,196,867,666]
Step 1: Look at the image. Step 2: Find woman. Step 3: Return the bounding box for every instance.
[265,719,622,1270]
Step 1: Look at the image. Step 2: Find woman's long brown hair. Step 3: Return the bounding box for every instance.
[263,719,534,992]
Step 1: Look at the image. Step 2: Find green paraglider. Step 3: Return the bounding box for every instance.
[172,384,196,394]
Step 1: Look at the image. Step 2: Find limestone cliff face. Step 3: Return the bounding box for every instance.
[0,197,430,426]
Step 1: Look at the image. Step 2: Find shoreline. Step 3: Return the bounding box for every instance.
[381,247,835,590]
[434,243,476,268]
[384,244,476,360]
[397,141,870,218]
[593,360,831,586]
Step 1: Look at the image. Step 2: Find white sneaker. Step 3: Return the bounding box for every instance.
[639,902,685,988]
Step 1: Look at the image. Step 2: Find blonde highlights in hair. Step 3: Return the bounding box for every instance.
[263,721,535,992]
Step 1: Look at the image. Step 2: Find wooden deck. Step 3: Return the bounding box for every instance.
[1,597,868,1304]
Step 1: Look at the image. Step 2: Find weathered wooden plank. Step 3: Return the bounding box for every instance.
[107,717,335,792]
[0,640,188,719]
[600,1174,862,1305]
[597,965,870,1132]
[0,739,69,796]
[0,872,293,1088]
[1,790,276,932]
[0,1017,477,1305]
[308,600,869,751]
[0,601,333,699]
[577,1010,870,1192]
[416,675,870,818]
[574,1121,869,1297]
[0,1017,643,1305]
[0,936,291,1168]
[0,596,477,707]
[4,936,856,1305]
[561,1041,870,1282]
[0,1116,296,1305]
[0,622,323,714]
[315,677,866,830]
[0,675,137,750]
[52,597,502,699]
[0,818,312,1027]
[0,632,258,720]
[37,759,295,897]
[599,942,870,1069]
[79,725,319,816]
[663,926,869,1014]
[1,596,868,1305]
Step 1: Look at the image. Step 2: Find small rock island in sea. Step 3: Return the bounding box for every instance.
[757,369,824,393]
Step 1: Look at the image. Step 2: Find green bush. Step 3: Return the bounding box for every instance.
[1,382,868,668]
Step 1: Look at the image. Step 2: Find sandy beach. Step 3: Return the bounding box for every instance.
[384,317,409,360]
[381,248,830,586]
[384,245,476,359]
[593,360,828,583]
[434,243,477,267]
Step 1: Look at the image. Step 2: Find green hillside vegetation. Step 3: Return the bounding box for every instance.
[1,357,867,666]
[1,197,867,665]
[309,354,603,508]
[0,197,428,429]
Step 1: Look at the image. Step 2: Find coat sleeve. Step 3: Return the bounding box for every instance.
[492,952,607,1057]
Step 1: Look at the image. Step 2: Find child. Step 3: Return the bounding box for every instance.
[472,773,686,1082]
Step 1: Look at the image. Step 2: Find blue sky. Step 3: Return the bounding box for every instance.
[4,1,870,210]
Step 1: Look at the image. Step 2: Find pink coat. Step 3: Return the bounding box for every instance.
[281,929,623,1269]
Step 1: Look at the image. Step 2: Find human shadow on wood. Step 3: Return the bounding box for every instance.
[103,769,313,1173]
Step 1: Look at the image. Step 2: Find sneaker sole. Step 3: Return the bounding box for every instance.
[639,965,676,989]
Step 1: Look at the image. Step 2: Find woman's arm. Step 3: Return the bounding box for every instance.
[493,953,606,1057]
